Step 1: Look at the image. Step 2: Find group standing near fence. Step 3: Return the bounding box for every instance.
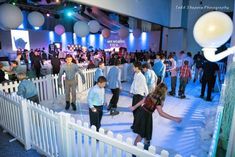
[0,59,225,157]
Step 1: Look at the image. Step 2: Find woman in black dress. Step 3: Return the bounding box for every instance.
[130,83,181,149]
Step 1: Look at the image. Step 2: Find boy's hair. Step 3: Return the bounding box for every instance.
[17,72,27,80]
[184,60,189,65]
[114,59,121,66]
[97,76,107,83]
[133,62,142,70]
[65,54,73,59]
[159,54,165,60]
[0,63,3,69]
[142,63,150,69]
[11,61,18,65]
[168,54,174,59]
[98,61,104,66]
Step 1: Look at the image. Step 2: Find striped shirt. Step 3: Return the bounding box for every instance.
[180,65,191,78]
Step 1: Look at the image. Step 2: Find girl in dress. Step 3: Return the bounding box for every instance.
[130,83,181,149]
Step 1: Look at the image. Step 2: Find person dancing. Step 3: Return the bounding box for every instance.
[130,83,181,150]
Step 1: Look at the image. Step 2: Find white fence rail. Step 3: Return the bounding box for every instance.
[0,91,184,157]
[0,92,30,150]
[208,106,224,157]
[0,68,96,102]
[2,64,226,157]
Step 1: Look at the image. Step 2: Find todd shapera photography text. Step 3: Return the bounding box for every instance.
[176,5,229,11]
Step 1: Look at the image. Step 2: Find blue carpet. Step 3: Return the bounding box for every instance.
[0,127,41,157]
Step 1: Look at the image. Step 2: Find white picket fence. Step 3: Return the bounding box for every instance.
[0,68,96,102]
[0,91,184,157]
[0,66,184,157]
[0,65,224,157]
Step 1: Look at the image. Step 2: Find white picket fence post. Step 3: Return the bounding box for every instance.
[46,75,53,101]
[20,99,31,150]
[57,112,71,157]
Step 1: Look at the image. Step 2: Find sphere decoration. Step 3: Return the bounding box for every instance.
[193,11,233,48]
[28,11,45,27]
[118,27,129,39]
[101,28,111,38]
[133,29,141,38]
[0,3,23,29]
[54,24,65,35]
[88,20,101,33]
[74,21,89,37]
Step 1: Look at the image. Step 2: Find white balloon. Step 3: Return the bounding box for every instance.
[133,29,141,38]
[118,27,129,39]
[0,3,23,29]
[0,22,8,30]
[193,11,233,48]
[74,21,89,37]
[28,11,45,27]
[88,20,101,33]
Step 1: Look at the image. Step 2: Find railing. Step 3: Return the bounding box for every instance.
[0,92,31,150]
[208,106,224,157]
[0,68,97,102]
[1,64,225,157]
[0,91,183,157]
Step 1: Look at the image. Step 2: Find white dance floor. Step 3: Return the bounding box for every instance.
[41,77,220,157]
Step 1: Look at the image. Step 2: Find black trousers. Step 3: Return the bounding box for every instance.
[35,67,41,78]
[171,76,177,94]
[178,77,188,95]
[201,76,215,99]
[132,94,144,125]
[109,88,120,109]
[157,76,162,85]
[28,95,39,104]
[89,105,103,131]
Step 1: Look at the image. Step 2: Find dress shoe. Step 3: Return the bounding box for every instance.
[65,101,70,110]
[71,103,77,111]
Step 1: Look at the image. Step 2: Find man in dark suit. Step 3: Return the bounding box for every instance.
[200,61,220,101]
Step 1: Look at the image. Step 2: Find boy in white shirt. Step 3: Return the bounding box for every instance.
[130,62,148,129]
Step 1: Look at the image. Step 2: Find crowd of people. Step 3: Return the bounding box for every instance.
[0,47,223,149]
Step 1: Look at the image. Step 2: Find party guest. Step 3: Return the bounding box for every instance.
[94,61,105,84]
[178,60,192,99]
[130,83,181,149]
[0,63,7,83]
[17,72,39,104]
[107,59,121,115]
[51,54,61,74]
[142,63,158,93]
[130,62,149,129]
[167,55,177,96]
[88,76,107,131]
[152,54,166,84]
[58,54,85,111]
[200,61,220,101]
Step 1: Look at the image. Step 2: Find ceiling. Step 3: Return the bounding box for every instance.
[0,0,162,32]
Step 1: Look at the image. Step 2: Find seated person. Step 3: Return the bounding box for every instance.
[0,63,7,83]
[17,72,39,104]
[3,61,19,81]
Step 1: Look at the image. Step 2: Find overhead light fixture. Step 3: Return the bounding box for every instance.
[67,12,73,17]
[46,13,50,17]
[193,11,234,62]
